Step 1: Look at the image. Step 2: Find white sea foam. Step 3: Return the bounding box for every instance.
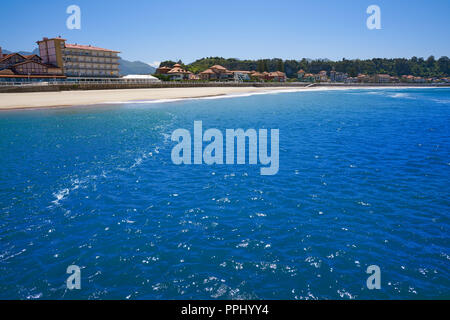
[51,188,70,205]
[388,92,415,99]
[432,98,450,104]
[49,175,98,207]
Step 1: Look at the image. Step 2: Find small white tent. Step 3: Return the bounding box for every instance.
[122,74,161,83]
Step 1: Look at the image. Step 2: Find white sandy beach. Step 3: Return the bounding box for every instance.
[0,87,309,110]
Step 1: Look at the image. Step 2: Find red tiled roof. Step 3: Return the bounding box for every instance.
[200,68,215,74]
[0,53,26,63]
[269,71,286,77]
[37,37,67,42]
[0,69,15,75]
[168,66,189,74]
[11,60,50,68]
[210,65,227,70]
[65,43,120,53]
[23,54,41,60]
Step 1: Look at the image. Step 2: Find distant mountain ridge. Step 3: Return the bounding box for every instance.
[1,48,156,75]
[2,48,39,56]
[118,59,156,75]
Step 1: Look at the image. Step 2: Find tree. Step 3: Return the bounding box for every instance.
[437,56,450,75]
[263,60,269,72]
[257,60,264,72]
[426,55,436,68]
[276,59,285,72]
[160,60,177,68]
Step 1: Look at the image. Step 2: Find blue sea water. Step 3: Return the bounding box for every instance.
[0,88,449,300]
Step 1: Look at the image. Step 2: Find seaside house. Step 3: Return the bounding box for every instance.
[167,63,190,80]
[357,74,371,83]
[250,71,265,81]
[401,75,425,83]
[249,71,286,82]
[414,76,425,83]
[155,66,172,75]
[297,69,305,80]
[330,70,348,82]
[304,73,315,82]
[268,71,287,82]
[199,68,215,80]
[262,71,271,80]
[37,37,120,78]
[402,75,412,82]
[0,47,65,82]
[374,74,391,83]
[318,70,328,82]
[199,65,233,81]
[233,70,251,81]
[189,73,200,80]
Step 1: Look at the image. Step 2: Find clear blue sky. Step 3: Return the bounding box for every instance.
[0,0,448,65]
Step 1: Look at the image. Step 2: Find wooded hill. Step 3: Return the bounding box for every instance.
[160,56,450,78]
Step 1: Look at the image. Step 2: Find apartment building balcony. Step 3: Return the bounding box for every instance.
[62,51,119,58]
[63,59,120,66]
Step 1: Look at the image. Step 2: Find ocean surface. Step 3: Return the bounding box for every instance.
[0,88,449,299]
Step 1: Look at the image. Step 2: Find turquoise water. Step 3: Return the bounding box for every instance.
[0,88,449,299]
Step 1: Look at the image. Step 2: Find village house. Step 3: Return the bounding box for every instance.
[357,74,371,83]
[304,73,315,82]
[297,69,305,80]
[250,71,265,81]
[233,70,251,81]
[330,70,348,82]
[249,71,286,82]
[199,65,233,81]
[401,75,425,83]
[262,71,271,80]
[189,73,200,80]
[414,76,425,83]
[0,47,65,81]
[155,66,172,75]
[374,74,391,83]
[297,70,315,82]
[314,70,328,82]
[268,71,287,82]
[167,63,190,80]
[402,75,414,82]
[345,77,358,83]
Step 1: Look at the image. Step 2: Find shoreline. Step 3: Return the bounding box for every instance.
[0,87,299,111]
[0,85,447,111]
